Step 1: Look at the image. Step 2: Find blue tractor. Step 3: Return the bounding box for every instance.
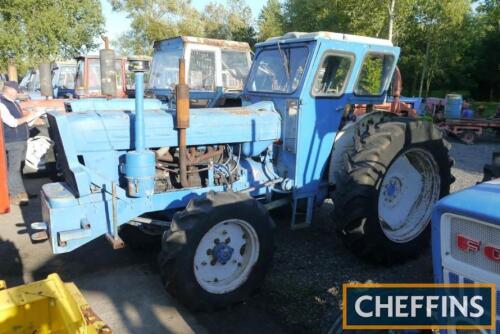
[37,32,453,310]
[432,153,500,332]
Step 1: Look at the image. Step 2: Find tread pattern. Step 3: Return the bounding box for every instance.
[332,116,454,263]
[158,191,274,310]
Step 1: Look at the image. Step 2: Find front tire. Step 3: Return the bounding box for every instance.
[332,117,453,263]
[158,191,274,310]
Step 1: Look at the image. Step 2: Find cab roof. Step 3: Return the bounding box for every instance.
[259,31,393,47]
[154,36,251,52]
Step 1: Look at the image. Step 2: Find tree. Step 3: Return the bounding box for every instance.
[0,0,104,71]
[469,0,500,100]
[202,0,256,43]
[110,0,205,55]
[258,0,284,41]
[111,0,255,54]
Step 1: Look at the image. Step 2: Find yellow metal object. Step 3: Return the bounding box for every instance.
[0,273,111,334]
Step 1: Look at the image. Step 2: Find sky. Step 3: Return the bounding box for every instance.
[100,0,267,46]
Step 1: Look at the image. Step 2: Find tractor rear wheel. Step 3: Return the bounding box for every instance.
[332,118,453,264]
[158,191,274,310]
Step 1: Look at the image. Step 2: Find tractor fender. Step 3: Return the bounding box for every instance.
[328,112,394,186]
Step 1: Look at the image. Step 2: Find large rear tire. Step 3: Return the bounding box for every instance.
[332,117,453,264]
[158,191,274,311]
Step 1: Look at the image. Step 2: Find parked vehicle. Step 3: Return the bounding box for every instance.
[36,31,453,310]
[432,153,500,332]
[148,36,252,107]
[73,55,128,98]
[19,62,77,100]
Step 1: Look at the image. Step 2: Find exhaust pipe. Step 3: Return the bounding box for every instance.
[176,58,190,188]
[39,63,53,98]
[99,36,117,97]
[7,57,17,82]
[124,57,155,197]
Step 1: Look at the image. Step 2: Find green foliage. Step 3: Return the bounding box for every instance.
[111,0,256,54]
[356,56,385,95]
[258,0,284,41]
[0,0,104,71]
[110,0,498,100]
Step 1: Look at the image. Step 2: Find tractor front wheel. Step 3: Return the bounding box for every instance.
[332,118,453,263]
[158,191,274,310]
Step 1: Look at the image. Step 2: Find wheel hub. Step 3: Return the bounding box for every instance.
[211,242,234,265]
[383,177,402,204]
[378,148,440,243]
[193,219,260,294]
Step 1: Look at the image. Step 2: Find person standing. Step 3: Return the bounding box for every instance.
[0,81,37,205]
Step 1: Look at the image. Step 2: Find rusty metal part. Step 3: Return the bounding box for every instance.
[154,36,251,52]
[176,60,190,129]
[7,58,17,82]
[186,146,224,165]
[390,66,402,114]
[39,63,53,97]
[157,146,224,166]
[101,35,110,49]
[82,305,113,333]
[105,233,124,249]
[176,58,190,188]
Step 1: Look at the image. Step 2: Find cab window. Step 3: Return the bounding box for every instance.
[189,50,216,91]
[354,53,395,96]
[312,54,353,96]
[57,66,76,89]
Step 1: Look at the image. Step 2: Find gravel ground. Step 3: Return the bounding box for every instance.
[246,138,499,334]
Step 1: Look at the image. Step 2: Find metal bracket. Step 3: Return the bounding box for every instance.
[290,195,314,230]
[58,219,92,247]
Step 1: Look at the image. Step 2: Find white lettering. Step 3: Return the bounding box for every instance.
[375,296,393,317]
[355,295,373,318]
[449,296,468,317]
[441,294,448,317]
[426,296,440,317]
[395,296,409,317]
[410,296,424,317]
[469,296,484,318]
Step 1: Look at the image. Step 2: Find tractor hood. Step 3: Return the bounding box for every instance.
[48,100,281,153]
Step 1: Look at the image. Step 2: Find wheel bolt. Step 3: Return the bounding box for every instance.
[214,238,220,244]
[206,249,212,255]
[237,263,242,267]
[222,230,227,235]
[225,238,231,244]
[201,261,207,266]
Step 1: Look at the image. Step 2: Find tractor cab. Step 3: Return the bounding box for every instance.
[148,36,252,107]
[74,55,128,98]
[243,31,400,194]
[19,62,77,100]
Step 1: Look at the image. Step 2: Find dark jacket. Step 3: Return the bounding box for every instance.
[1,95,29,143]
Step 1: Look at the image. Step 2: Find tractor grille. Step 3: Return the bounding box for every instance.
[46,114,79,196]
[450,216,500,275]
[443,270,500,334]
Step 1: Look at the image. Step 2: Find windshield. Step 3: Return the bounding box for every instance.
[149,48,182,90]
[56,65,76,89]
[221,50,250,91]
[20,70,39,92]
[247,46,308,94]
